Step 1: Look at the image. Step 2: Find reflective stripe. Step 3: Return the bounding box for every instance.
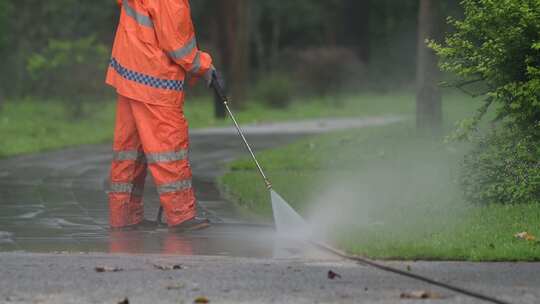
[157,180,192,195]
[123,0,154,28]
[168,37,197,60]
[109,182,144,197]
[191,52,201,74]
[113,150,145,162]
[110,58,184,91]
[146,150,188,164]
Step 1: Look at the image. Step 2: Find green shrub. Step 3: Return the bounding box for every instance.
[430,0,540,132]
[431,0,540,204]
[26,36,110,116]
[461,127,540,205]
[252,72,295,108]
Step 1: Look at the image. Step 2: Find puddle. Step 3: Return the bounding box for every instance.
[0,186,333,259]
[0,133,345,260]
[38,218,104,231]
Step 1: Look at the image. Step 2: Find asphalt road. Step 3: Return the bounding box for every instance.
[0,117,538,304]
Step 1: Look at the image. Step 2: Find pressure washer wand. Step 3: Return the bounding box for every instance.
[156,74,272,225]
[211,74,273,191]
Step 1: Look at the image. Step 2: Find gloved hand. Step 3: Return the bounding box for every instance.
[204,66,226,92]
[203,65,216,87]
[211,68,225,91]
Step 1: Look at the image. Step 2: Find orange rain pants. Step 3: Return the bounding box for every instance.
[108,95,196,228]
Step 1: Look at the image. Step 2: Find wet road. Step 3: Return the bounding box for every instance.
[0,118,404,258]
[0,132,318,257]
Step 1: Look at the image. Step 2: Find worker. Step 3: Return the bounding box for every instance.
[106,0,215,231]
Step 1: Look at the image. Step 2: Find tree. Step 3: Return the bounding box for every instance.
[416,0,442,131]
[2,0,117,98]
[213,0,251,105]
[341,0,370,63]
[0,0,10,108]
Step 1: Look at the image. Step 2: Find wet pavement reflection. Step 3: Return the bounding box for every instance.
[2,223,325,259]
[107,225,325,258]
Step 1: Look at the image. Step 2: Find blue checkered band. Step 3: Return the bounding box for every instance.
[110,58,184,91]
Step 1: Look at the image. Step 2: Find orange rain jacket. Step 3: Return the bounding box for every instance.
[106,0,213,107]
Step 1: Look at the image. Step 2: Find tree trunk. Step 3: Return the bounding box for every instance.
[269,11,281,68]
[342,0,370,63]
[416,0,442,131]
[215,0,251,106]
[251,6,266,73]
[0,88,4,112]
[208,8,226,118]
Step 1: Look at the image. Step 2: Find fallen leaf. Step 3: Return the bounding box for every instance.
[327,270,342,280]
[166,283,185,290]
[400,291,441,300]
[118,298,129,304]
[194,296,209,303]
[514,232,536,241]
[154,264,183,271]
[95,266,123,273]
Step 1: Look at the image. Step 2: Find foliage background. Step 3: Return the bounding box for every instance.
[431,0,540,205]
[0,0,461,102]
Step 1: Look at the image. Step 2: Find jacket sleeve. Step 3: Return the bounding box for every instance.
[146,0,213,81]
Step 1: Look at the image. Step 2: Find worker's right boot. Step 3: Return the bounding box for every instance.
[168,217,210,232]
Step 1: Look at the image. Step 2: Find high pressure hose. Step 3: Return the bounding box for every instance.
[312,241,512,304]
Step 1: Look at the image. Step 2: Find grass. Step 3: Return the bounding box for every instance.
[0,91,417,158]
[186,91,417,127]
[219,92,540,261]
[0,100,117,158]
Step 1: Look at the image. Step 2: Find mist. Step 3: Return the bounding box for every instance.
[300,135,469,253]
